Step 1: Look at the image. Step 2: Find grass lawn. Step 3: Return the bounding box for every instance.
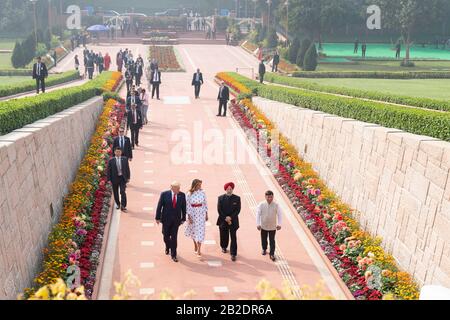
[298,77,450,100]
[0,53,13,69]
[0,40,16,50]
[317,60,450,72]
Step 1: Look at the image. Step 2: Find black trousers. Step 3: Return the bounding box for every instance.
[162,220,180,257]
[126,80,133,92]
[35,78,45,93]
[194,84,201,97]
[152,84,160,99]
[259,73,264,83]
[218,99,228,116]
[219,225,238,256]
[137,74,143,86]
[130,124,140,147]
[112,176,127,208]
[272,63,278,72]
[261,229,276,255]
[87,67,94,79]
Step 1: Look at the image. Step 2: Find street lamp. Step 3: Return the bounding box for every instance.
[285,0,289,47]
[267,0,272,34]
[30,0,38,50]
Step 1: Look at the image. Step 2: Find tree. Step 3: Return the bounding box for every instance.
[21,33,36,66]
[288,37,300,64]
[303,43,318,71]
[11,41,25,68]
[266,28,278,48]
[374,0,432,64]
[296,38,312,67]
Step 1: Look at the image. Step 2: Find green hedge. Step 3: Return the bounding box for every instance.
[0,72,116,135]
[0,69,32,77]
[0,71,80,98]
[292,71,450,79]
[224,72,450,142]
[265,73,450,112]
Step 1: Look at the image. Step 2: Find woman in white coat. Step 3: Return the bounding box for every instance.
[185,179,208,257]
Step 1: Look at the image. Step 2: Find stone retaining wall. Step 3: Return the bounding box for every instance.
[253,97,450,288]
[0,96,104,299]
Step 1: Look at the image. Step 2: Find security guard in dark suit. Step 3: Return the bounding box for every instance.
[217,182,241,261]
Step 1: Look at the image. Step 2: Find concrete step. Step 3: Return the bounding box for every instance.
[178,39,227,45]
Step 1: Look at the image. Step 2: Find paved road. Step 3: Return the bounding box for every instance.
[97,44,351,300]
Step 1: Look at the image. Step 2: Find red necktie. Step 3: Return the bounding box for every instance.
[172,193,177,208]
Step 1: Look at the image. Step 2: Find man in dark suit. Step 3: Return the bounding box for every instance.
[156,182,187,262]
[217,81,230,117]
[125,67,133,93]
[272,51,280,72]
[217,182,241,261]
[112,128,133,161]
[107,147,131,212]
[135,61,143,87]
[127,104,143,148]
[86,54,95,80]
[258,61,266,84]
[32,57,48,94]
[126,89,141,112]
[150,67,162,99]
[191,68,204,99]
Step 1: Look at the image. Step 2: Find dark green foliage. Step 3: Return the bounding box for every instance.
[303,43,318,71]
[296,38,312,68]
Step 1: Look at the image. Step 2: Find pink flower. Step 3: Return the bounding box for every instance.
[323,213,331,220]
[339,244,347,251]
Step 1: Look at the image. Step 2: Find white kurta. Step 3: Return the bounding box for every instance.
[184,190,208,243]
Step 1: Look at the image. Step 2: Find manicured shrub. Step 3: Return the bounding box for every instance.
[11,41,25,69]
[303,43,318,71]
[296,38,311,68]
[288,37,300,64]
[292,71,450,79]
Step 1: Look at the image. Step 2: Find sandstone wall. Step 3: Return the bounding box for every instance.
[0,96,104,299]
[254,97,450,287]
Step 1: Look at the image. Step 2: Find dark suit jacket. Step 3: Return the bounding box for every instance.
[113,136,133,159]
[259,62,266,74]
[150,71,162,84]
[192,72,204,85]
[107,156,130,184]
[32,63,48,79]
[156,191,187,224]
[217,194,241,229]
[126,95,142,110]
[217,86,230,101]
[273,54,280,64]
[127,109,143,128]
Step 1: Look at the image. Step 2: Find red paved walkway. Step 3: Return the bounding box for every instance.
[97,44,350,300]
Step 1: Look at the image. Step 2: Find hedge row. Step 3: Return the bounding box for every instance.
[0,69,32,77]
[292,71,450,79]
[264,73,450,112]
[0,71,81,98]
[0,72,117,135]
[221,72,450,142]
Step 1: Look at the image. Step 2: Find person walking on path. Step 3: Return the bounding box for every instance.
[217,182,241,261]
[104,52,111,71]
[127,104,143,149]
[32,56,48,94]
[125,67,133,93]
[272,51,280,72]
[184,179,208,258]
[150,67,162,100]
[191,68,204,99]
[86,54,95,80]
[53,50,57,67]
[395,42,401,59]
[258,60,266,84]
[107,147,130,212]
[117,51,123,72]
[256,190,282,262]
[217,81,230,117]
[156,182,187,262]
[74,55,80,71]
[112,127,133,161]
[98,53,104,74]
[140,88,149,125]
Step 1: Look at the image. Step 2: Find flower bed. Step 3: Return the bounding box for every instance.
[23,98,126,299]
[148,46,184,72]
[218,73,420,300]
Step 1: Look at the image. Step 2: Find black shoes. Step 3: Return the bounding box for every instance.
[270,255,276,261]
[222,248,227,253]
[116,204,120,209]
[165,248,170,255]
[262,250,267,256]
[231,255,236,262]
[172,256,178,262]
[121,206,127,212]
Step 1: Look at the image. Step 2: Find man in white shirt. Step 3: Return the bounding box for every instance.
[256,190,282,261]
[191,68,204,99]
[150,67,162,100]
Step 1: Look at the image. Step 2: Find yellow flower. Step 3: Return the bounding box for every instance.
[49,279,67,296]
[66,293,78,300]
